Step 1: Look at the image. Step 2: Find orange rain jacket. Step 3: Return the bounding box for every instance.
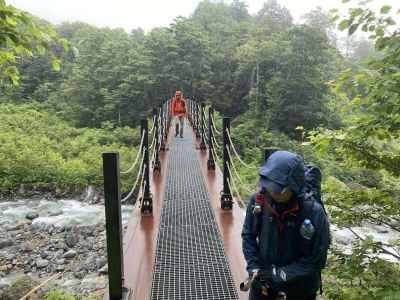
[171,98,187,117]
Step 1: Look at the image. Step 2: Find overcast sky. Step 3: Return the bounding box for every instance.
[6,0,400,32]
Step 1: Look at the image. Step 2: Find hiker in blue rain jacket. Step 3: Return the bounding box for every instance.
[242,151,330,300]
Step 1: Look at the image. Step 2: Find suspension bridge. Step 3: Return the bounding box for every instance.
[102,99,275,300]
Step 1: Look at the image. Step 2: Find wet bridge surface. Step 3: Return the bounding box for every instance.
[122,122,247,300]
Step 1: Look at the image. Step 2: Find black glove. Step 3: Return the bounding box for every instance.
[258,267,273,283]
[250,267,273,297]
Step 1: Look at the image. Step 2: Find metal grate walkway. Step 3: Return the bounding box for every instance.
[150,122,239,300]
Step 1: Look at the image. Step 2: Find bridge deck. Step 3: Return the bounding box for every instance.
[123,121,247,300]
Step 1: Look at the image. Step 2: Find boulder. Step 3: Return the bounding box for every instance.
[0,239,13,249]
[96,257,107,269]
[98,264,108,275]
[65,234,79,248]
[20,241,34,252]
[36,259,49,269]
[63,250,77,259]
[25,212,39,220]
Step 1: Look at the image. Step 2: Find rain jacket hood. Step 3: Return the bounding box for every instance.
[259,151,305,196]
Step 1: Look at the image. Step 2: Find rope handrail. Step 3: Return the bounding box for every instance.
[121,133,145,174]
[211,114,221,134]
[139,177,147,206]
[211,145,221,166]
[226,147,254,194]
[226,169,246,208]
[226,128,257,170]
[149,127,157,151]
[121,156,145,203]
[149,115,156,134]
[211,128,222,150]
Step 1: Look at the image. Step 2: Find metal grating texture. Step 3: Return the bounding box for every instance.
[150,123,239,300]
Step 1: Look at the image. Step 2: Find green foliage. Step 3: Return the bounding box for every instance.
[44,289,75,300]
[0,104,139,192]
[324,241,400,299]
[0,1,68,85]
[313,2,400,177]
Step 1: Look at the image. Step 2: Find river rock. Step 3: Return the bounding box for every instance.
[0,239,13,249]
[81,275,97,292]
[56,259,66,265]
[62,279,81,288]
[65,233,79,248]
[55,241,67,250]
[63,250,77,259]
[96,257,107,269]
[0,282,9,289]
[25,212,39,220]
[56,265,65,272]
[98,264,108,275]
[21,241,33,252]
[36,259,49,269]
[40,251,49,259]
[73,270,86,279]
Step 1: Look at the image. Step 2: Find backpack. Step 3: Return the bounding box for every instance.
[304,165,323,209]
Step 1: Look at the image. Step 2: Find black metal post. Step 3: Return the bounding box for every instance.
[207,107,215,170]
[141,119,152,215]
[167,99,172,136]
[153,108,161,172]
[195,103,201,139]
[190,99,193,126]
[192,100,197,133]
[221,117,233,210]
[199,103,207,150]
[160,104,166,151]
[190,99,194,126]
[102,152,123,300]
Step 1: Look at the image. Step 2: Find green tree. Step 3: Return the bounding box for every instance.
[0,0,67,85]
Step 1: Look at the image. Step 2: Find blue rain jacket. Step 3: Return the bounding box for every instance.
[241,151,330,295]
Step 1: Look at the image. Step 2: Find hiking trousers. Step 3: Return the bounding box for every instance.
[174,116,184,137]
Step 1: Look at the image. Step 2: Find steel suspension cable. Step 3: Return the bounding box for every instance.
[226,128,257,170]
[121,132,145,174]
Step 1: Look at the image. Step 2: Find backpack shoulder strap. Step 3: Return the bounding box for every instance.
[301,198,314,218]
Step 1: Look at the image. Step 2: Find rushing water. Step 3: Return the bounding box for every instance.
[0,199,134,229]
[0,199,398,261]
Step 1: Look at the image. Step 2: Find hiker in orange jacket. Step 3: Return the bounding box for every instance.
[170,90,186,138]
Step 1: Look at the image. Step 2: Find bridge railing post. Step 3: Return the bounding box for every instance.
[221,117,233,210]
[102,152,124,300]
[154,108,161,171]
[167,99,172,135]
[192,100,196,132]
[160,104,166,151]
[187,99,191,126]
[207,107,215,170]
[199,103,207,150]
[195,102,201,139]
[190,99,194,127]
[141,119,152,215]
